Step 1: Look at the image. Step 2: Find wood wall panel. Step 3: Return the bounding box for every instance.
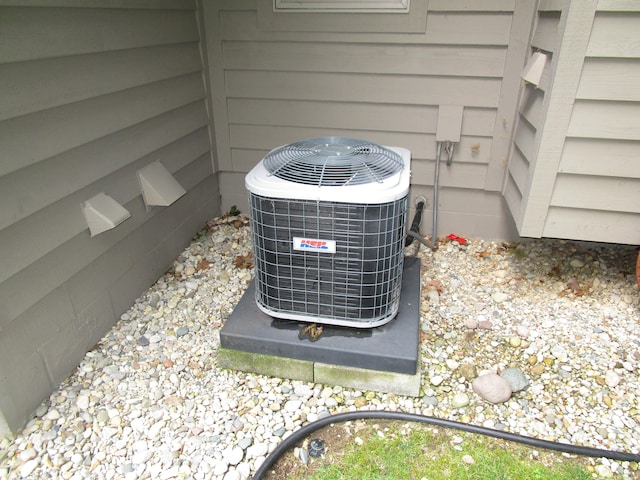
[0,1,218,435]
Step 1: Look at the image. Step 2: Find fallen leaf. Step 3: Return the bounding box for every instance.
[425,279,443,294]
[566,279,585,296]
[235,253,254,269]
[196,258,211,271]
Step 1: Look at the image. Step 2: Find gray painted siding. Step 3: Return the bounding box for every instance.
[0,1,218,435]
[505,1,640,244]
[504,3,561,235]
[544,7,640,243]
[203,0,530,241]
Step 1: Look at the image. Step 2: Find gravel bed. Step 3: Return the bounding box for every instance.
[1,214,639,479]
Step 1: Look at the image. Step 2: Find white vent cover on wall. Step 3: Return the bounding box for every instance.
[137,160,186,208]
[81,192,131,237]
[246,137,411,328]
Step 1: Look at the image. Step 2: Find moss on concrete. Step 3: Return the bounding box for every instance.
[218,347,421,396]
[217,348,314,382]
[314,362,421,397]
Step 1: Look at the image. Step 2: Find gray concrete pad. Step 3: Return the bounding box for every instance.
[219,257,421,377]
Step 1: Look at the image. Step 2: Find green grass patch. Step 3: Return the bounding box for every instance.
[268,420,620,480]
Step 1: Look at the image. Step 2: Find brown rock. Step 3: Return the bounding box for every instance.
[472,374,512,404]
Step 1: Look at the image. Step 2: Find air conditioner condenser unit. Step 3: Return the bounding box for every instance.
[245,136,411,328]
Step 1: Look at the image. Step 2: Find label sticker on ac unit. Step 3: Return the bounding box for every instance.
[293,237,336,254]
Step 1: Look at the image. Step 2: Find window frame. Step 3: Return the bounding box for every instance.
[273,0,410,14]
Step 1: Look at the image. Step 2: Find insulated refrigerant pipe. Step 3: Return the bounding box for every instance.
[252,410,640,479]
[404,200,426,248]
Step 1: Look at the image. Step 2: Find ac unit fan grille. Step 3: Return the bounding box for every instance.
[263,136,403,187]
[249,193,407,324]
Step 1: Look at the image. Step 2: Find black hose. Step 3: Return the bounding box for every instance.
[252,410,640,479]
[405,201,426,247]
[407,229,434,249]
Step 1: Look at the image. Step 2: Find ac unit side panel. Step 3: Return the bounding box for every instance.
[248,194,407,327]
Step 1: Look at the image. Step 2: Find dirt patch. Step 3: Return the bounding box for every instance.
[263,419,376,480]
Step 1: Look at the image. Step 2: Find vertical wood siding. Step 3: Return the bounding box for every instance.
[202,0,529,240]
[505,1,640,244]
[0,1,218,434]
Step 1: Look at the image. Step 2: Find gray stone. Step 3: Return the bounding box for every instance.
[237,437,253,450]
[176,326,189,337]
[558,368,571,379]
[35,404,48,418]
[499,368,529,393]
[296,447,309,466]
[570,258,584,268]
[149,294,161,308]
[137,336,150,347]
[423,396,438,406]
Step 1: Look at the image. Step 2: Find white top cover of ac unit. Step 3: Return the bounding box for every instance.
[245,137,410,204]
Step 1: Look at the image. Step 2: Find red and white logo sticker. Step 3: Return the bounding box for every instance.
[293,237,336,254]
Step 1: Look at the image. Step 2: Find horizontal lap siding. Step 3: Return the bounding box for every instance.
[547,9,640,243]
[223,42,507,77]
[213,2,524,238]
[0,43,204,121]
[222,10,512,45]
[0,7,199,62]
[225,71,502,108]
[0,1,217,434]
